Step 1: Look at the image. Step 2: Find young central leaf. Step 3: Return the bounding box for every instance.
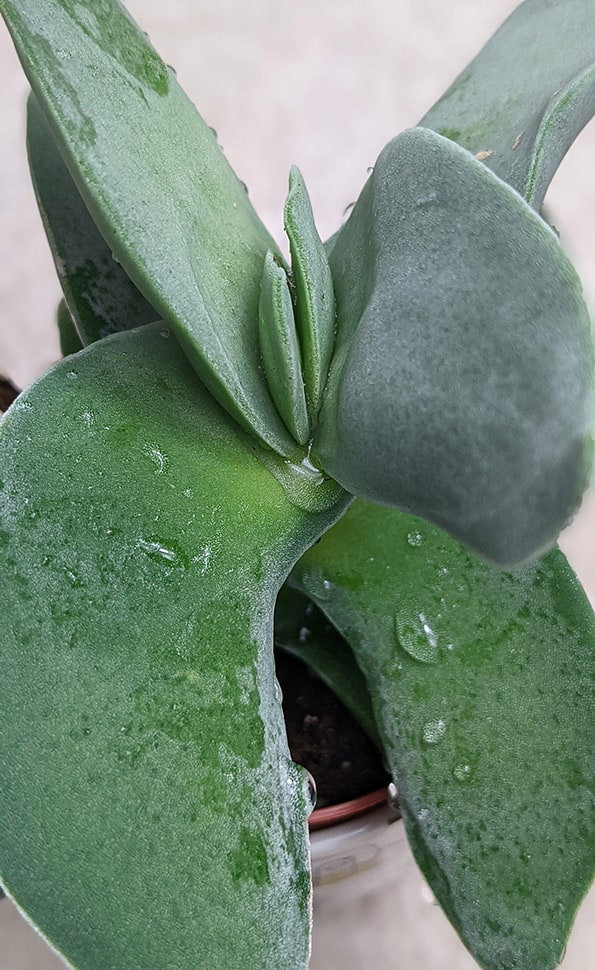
[258,251,310,445]
[284,167,336,419]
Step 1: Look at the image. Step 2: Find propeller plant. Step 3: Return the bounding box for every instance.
[1,1,594,968]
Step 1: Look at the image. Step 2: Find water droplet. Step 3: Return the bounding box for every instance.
[421,883,437,905]
[453,763,473,782]
[301,767,317,814]
[159,328,170,338]
[139,539,176,562]
[407,530,423,547]
[395,612,438,663]
[143,444,168,474]
[64,568,82,588]
[302,569,334,602]
[387,781,399,811]
[138,538,189,569]
[422,719,446,744]
[415,191,437,207]
[298,626,310,643]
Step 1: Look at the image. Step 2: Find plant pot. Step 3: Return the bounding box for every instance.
[307,793,485,970]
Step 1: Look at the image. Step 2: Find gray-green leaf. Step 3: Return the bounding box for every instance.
[314,127,593,565]
[0,324,348,969]
[2,0,294,454]
[27,94,158,345]
[284,167,336,418]
[275,586,382,750]
[420,0,595,209]
[259,252,310,445]
[292,500,595,970]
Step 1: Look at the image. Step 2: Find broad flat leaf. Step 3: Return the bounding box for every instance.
[27,94,158,345]
[291,500,595,970]
[284,167,336,418]
[0,324,348,969]
[274,586,382,750]
[421,0,595,209]
[314,127,593,565]
[259,252,310,445]
[2,0,294,454]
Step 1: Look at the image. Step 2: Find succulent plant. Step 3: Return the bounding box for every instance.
[0,1,593,968]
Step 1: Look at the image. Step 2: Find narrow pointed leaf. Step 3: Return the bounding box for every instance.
[291,500,595,970]
[27,94,158,345]
[56,299,84,356]
[259,252,310,445]
[275,586,382,750]
[284,167,336,417]
[0,324,348,969]
[420,0,595,209]
[2,0,294,454]
[315,128,593,565]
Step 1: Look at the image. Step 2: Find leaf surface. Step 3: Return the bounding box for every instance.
[2,0,294,453]
[27,94,158,345]
[291,500,595,970]
[0,324,348,969]
[284,167,336,418]
[420,0,595,208]
[258,252,310,445]
[315,127,593,565]
[275,586,381,749]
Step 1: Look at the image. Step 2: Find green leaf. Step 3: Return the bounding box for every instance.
[2,0,294,454]
[0,324,348,969]
[284,167,336,418]
[258,252,310,445]
[314,127,593,565]
[274,586,382,750]
[27,94,158,345]
[291,501,595,970]
[420,0,595,209]
[56,299,85,356]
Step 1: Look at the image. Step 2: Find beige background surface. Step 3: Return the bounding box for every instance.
[1,1,594,968]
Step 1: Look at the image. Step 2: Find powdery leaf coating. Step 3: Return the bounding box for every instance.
[0,324,348,970]
[292,500,595,970]
[314,128,593,565]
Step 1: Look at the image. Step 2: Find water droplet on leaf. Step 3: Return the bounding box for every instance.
[422,719,447,744]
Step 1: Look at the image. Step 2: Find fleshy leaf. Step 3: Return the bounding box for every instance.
[284,167,336,418]
[0,324,348,969]
[2,0,295,454]
[291,500,595,970]
[420,0,595,209]
[27,94,158,345]
[259,252,310,445]
[56,299,84,356]
[314,127,593,565]
[274,586,382,750]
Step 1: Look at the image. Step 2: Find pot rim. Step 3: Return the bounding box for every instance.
[308,786,387,831]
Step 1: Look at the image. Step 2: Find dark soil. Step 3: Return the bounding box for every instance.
[275,649,389,809]
[0,376,19,413]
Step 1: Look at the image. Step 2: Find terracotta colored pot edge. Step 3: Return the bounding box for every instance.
[308,786,387,831]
